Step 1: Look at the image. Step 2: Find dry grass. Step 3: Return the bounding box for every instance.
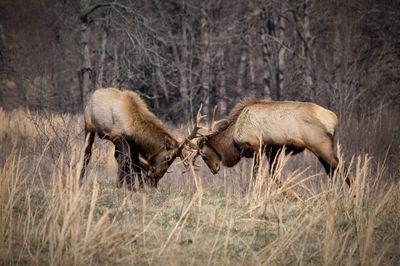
[0,107,399,265]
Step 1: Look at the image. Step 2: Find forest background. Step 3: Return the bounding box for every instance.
[1,1,400,265]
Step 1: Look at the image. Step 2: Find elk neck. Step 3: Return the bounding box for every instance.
[206,99,263,167]
[125,94,178,159]
[135,125,178,159]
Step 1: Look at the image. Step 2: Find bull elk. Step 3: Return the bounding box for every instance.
[79,88,199,189]
[193,100,351,186]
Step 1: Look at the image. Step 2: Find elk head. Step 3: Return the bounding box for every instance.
[196,137,221,174]
[142,106,205,186]
[137,136,178,186]
[191,105,224,174]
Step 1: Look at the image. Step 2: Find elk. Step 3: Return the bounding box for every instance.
[193,100,351,186]
[79,88,199,189]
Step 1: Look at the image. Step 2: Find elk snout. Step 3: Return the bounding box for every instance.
[211,163,220,174]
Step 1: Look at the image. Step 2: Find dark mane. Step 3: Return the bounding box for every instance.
[125,90,178,153]
[213,98,269,134]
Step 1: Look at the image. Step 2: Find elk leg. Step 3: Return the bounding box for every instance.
[317,155,338,187]
[252,151,260,179]
[318,155,351,187]
[124,157,135,191]
[147,177,159,188]
[79,130,95,185]
[308,138,351,186]
[129,150,145,190]
[114,140,135,191]
[123,144,137,191]
[267,149,285,188]
[267,149,278,177]
[343,164,352,187]
[317,156,337,177]
[267,148,283,179]
[114,142,125,188]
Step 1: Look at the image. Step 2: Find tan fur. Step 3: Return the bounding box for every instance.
[312,104,337,136]
[84,88,177,157]
[205,99,266,167]
[81,88,181,189]
[233,101,338,148]
[197,100,349,185]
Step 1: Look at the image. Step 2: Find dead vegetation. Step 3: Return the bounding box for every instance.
[0,107,399,265]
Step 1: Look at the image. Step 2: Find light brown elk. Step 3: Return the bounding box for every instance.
[80,88,198,189]
[193,100,351,186]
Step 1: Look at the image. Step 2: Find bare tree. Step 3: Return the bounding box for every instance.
[95,10,111,88]
[277,14,286,100]
[79,0,93,104]
[259,3,287,100]
[200,3,212,117]
[215,47,227,114]
[302,0,315,101]
[1,0,399,123]
[260,7,274,99]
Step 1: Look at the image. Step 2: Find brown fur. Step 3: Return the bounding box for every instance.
[80,88,181,190]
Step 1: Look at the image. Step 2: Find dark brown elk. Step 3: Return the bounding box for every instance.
[79,88,198,189]
[193,100,351,186]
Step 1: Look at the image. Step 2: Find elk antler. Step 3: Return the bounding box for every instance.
[191,151,201,168]
[173,104,207,168]
[187,103,207,141]
[209,105,218,131]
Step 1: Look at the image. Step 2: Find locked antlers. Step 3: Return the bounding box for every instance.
[175,104,207,168]
[177,104,221,170]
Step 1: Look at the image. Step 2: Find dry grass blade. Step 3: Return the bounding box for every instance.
[0,108,399,265]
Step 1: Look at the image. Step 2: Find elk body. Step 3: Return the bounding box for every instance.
[80,88,190,189]
[195,100,350,186]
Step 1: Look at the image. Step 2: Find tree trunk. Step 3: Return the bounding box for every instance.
[200,5,212,117]
[277,15,286,100]
[248,54,256,98]
[216,47,227,115]
[155,54,169,103]
[303,0,315,101]
[236,44,247,96]
[79,0,92,105]
[96,12,110,88]
[112,45,119,87]
[260,7,274,100]
[170,26,189,120]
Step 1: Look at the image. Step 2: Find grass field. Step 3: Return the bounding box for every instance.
[0,107,399,265]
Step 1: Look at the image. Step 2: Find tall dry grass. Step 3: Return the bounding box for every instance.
[0,107,399,265]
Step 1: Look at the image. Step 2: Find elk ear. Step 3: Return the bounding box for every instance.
[213,119,229,131]
[164,136,175,150]
[198,137,207,148]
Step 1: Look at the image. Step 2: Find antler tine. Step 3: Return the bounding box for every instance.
[191,151,200,166]
[179,151,201,174]
[175,104,206,171]
[187,103,206,141]
[209,105,218,131]
[195,103,207,129]
[175,103,206,159]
